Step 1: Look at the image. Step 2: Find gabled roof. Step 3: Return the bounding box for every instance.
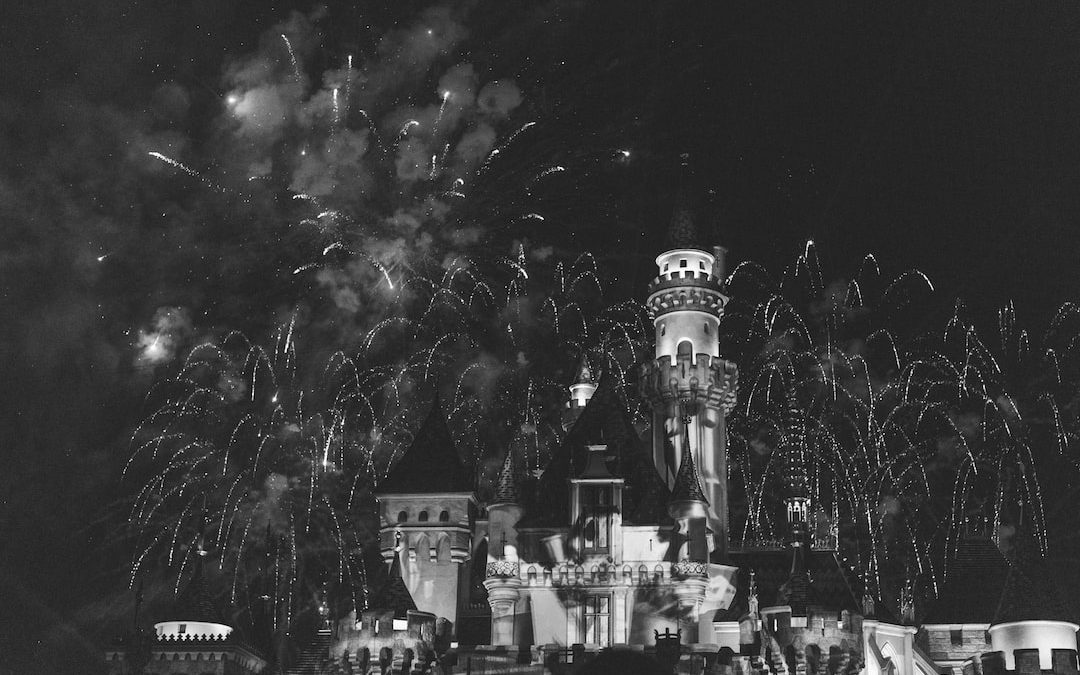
[518,377,671,528]
[367,555,417,619]
[378,397,471,495]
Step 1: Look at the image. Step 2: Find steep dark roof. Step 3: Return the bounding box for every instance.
[994,533,1074,624]
[920,537,1009,624]
[671,438,708,505]
[664,156,711,251]
[665,187,703,251]
[716,548,861,620]
[175,552,223,624]
[378,397,471,494]
[518,377,671,528]
[368,555,417,619]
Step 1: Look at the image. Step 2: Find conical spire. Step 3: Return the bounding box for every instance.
[664,154,705,251]
[491,448,520,506]
[777,531,814,616]
[573,354,595,385]
[176,545,223,623]
[781,394,809,500]
[671,421,708,505]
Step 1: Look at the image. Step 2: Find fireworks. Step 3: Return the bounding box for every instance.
[124,5,1080,649]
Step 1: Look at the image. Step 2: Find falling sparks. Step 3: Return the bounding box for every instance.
[281,33,301,83]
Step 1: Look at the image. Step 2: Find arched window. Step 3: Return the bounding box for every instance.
[439,510,450,522]
[436,536,451,564]
[703,322,710,335]
[528,566,538,584]
[677,340,693,358]
[419,510,429,522]
[623,565,632,584]
[397,511,408,523]
[638,565,648,584]
[653,564,664,582]
[591,564,600,583]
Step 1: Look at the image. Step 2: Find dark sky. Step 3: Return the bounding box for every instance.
[2,1,1080,672]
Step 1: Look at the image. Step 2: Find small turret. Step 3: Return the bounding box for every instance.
[781,394,810,541]
[562,355,597,431]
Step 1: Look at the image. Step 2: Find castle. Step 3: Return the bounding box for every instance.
[105,200,1080,674]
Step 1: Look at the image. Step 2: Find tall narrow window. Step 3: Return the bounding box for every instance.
[584,595,611,646]
[581,486,612,554]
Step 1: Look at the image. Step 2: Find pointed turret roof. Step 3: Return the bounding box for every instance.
[776,540,815,616]
[664,155,707,251]
[491,448,521,505]
[378,396,471,494]
[573,354,596,385]
[176,549,223,624]
[368,555,417,619]
[781,396,809,500]
[671,428,708,505]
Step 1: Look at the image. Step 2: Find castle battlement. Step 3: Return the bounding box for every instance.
[971,649,1080,675]
[641,351,739,414]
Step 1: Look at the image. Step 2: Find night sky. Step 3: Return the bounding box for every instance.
[3,1,1080,673]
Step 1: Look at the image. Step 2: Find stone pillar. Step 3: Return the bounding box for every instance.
[613,588,630,644]
[672,570,710,643]
[483,576,522,646]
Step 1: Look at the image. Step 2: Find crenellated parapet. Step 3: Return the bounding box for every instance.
[380,527,471,564]
[641,351,739,416]
[976,649,1080,675]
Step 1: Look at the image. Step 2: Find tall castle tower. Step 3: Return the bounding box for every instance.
[375,398,476,631]
[641,180,738,559]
